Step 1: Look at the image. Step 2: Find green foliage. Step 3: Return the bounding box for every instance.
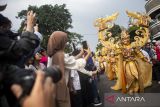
[65,32,83,53]
[17,4,72,34]
[16,4,83,52]
[108,24,122,38]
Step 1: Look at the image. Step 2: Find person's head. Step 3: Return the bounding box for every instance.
[27,57,34,65]
[47,31,68,57]
[0,4,12,32]
[91,52,95,57]
[145,43,150,48]
[40,48,47,56]
[121,30,130,45]
[0,14,12,32]
[34,52,42,61]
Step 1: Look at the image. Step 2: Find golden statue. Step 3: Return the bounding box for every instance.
[94,11,152,94]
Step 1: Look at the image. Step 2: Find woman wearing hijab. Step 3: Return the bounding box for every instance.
[47,31,70,107]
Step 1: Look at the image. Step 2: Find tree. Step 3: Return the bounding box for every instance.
[16,4,83,52]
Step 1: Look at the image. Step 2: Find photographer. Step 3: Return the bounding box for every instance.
[0,10,39,65]
[0,5,56,107]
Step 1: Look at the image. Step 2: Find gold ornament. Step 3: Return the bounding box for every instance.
[94,11,152,94]
[126,10,151,27]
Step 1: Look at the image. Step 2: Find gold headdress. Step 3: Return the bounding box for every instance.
[94,10,150,50]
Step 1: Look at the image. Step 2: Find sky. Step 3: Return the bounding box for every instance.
[0,0,146,51]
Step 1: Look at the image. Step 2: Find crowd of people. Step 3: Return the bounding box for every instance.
[143,42,160,84]
[0,4,102,107]
[1,3,160,107]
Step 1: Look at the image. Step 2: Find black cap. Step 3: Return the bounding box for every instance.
[0,4,7,12]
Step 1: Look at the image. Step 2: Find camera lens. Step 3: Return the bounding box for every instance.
[44,66,62,83]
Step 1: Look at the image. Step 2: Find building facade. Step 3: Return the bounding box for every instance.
[145,0,160,41]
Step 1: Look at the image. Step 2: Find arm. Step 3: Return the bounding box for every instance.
[0,11,39,61]
[26,11,36,33]
[74,48,84,59]
[34,24,43,42]
[84,48,91,61]
[14,11,39,56]
[78,68,97,76]
[75,58,97,76]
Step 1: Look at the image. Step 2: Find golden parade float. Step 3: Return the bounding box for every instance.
[94,11,152,94]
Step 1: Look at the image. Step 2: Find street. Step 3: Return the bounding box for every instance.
[97,74,160,107]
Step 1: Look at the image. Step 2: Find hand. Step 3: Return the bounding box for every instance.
[88,48,91,55]
[84,47,91,54]
[34,24,39,32]
[11,71,55,107]
[92,70,97,76]
[26,11,36,32]
[80,47,84,54]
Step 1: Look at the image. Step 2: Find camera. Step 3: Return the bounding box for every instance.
[1,64,62,107]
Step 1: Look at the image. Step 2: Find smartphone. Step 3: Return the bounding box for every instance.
[82,41,88,49]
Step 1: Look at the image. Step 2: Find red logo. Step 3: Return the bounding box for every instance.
[105,95,115,104]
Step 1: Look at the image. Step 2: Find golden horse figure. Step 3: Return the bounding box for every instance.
[94,11,152,94]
